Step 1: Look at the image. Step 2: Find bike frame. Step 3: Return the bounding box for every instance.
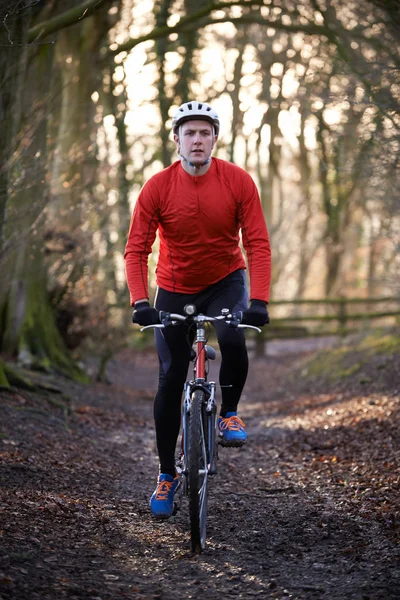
[182,315,217,477]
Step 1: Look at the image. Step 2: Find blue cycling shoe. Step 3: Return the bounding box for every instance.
[150,473,180,519]
[218,412,248,447]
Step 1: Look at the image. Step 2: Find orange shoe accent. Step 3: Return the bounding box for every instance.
[154,476,179,501]
[218,415,246,432]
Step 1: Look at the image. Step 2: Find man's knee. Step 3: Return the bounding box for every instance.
[217,327,246,348]
[158,366,187,394]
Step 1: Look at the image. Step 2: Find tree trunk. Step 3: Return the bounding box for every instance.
[0,2,110,380]
[174,0,208,102]
[0,2,30,253]
[47,7,111,301]
[296,111,314,299]
[229,31,246,163]
[154,0,174,168]
[255,109,272,226]
[0,37,87,380]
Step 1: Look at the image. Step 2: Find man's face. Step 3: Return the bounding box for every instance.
[174,120,216,166]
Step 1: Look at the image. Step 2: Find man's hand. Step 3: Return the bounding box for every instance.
[242,299,270,326]
[132,301,160,326]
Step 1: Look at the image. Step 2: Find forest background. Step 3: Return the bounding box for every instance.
[0,0,399,381]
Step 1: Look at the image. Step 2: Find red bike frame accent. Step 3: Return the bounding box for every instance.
[196,341,206,379]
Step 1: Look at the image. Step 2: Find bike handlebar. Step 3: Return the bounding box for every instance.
[139,311,262,333]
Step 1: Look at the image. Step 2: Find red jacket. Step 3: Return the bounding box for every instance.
[124,158,271,304]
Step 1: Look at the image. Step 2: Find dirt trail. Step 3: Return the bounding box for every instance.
[0,341,399,600]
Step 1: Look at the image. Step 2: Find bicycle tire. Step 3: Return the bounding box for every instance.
[187,389,209,553]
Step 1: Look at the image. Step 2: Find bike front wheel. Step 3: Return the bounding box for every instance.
[187,389,209,553]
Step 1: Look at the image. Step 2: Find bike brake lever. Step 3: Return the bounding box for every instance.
[238,324,262,332]
[139,324,165,331]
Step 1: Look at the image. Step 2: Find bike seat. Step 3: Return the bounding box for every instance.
[205,345,216,360]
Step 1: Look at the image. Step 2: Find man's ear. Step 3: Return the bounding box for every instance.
[173,133,180,152]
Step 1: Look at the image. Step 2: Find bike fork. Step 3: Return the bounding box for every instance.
[180,381,218,477]
[206,382,218,475]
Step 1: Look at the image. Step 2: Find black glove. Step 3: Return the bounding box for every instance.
[132,301,159,326]
[242,299,270,326]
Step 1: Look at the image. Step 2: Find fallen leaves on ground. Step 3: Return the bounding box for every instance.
[0,331,399,599]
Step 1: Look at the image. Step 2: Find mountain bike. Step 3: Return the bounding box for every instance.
[140,304,260,553]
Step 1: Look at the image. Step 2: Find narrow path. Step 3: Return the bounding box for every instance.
[0,344,398,599]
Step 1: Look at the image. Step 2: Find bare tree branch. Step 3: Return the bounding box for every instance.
[201,15,329,36]
[311,0,400,126]
[111,1,328,54]
[27,0,113,43]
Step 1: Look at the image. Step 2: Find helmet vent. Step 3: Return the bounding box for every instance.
[198,103,203,109]
[188,102,192,110]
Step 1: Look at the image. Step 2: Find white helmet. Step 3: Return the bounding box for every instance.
[172,101,220,135]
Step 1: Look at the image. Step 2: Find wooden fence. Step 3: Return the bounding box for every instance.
[253,296,400,352]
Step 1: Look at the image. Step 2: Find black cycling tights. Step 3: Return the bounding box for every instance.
[153,270,249,475]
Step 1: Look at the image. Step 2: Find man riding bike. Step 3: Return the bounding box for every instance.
[124,100,271,518]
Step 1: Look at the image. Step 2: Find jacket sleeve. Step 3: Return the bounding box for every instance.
[238,173,272,303]
[124,180,159,305]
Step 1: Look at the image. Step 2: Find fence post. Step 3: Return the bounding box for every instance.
[255,328,265,356]
[338,296,347,336]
